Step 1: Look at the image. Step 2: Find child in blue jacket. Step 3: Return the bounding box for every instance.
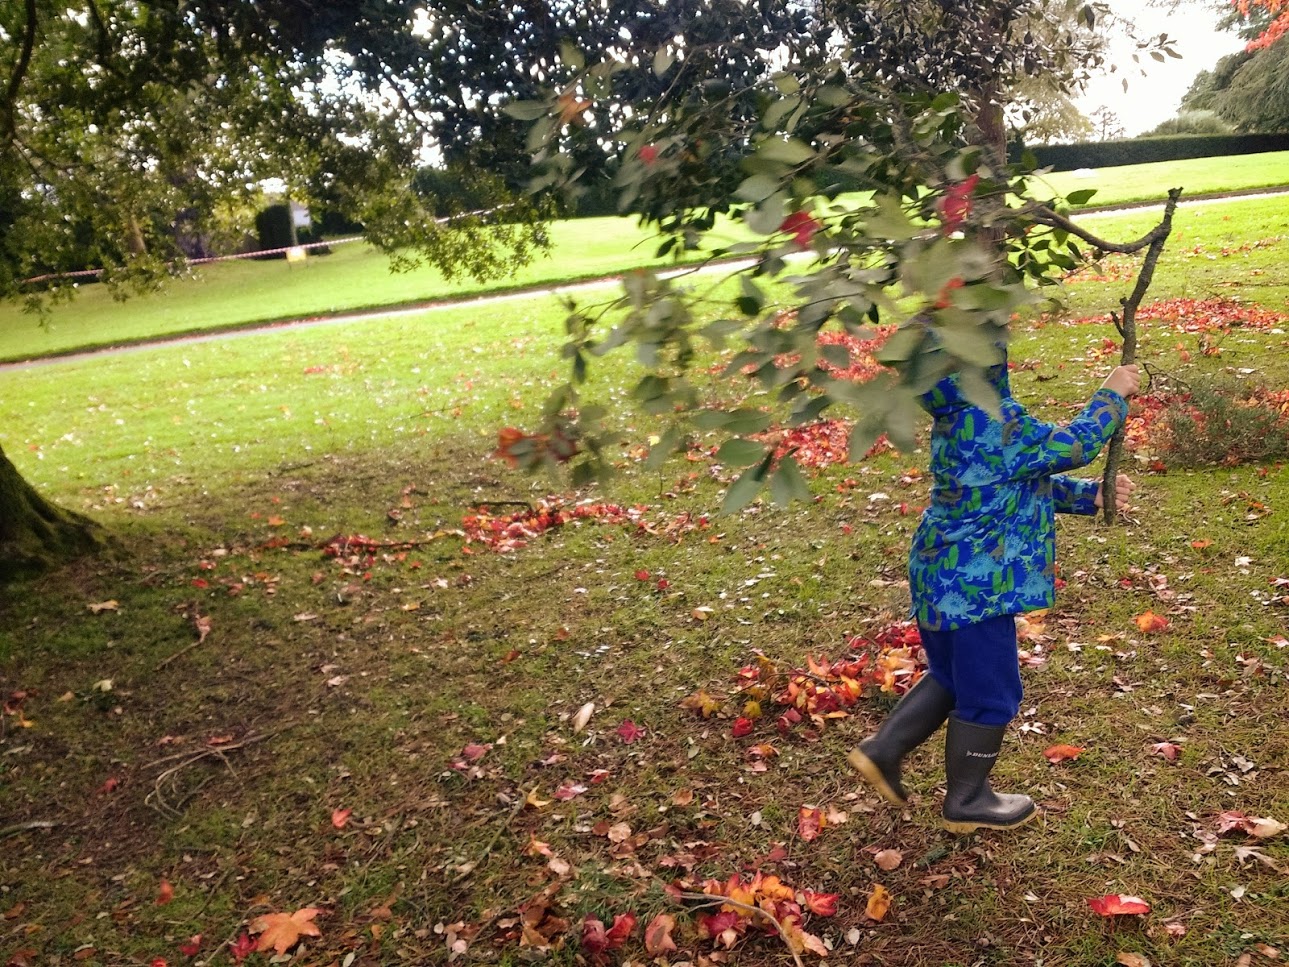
[850,353,1140,832]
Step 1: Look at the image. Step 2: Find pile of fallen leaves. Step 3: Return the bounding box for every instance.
[692,871,838,958]
[725,622,926,740]
[461,500,637,553]
[1063,297,1289,335]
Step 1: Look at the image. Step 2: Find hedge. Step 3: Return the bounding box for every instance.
[1009,133,1289,171]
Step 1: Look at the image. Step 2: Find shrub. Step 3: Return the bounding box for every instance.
[1154,377,1289,467]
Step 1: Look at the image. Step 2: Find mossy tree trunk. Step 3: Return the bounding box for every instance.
[0,443,99,580]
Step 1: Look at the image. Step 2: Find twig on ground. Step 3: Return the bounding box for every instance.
[143,725,295,817]
[450,797,525,885]
[0,820,59,839]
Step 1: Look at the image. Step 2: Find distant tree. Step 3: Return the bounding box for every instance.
[1088,105,1127,140]
[1143,109,1236,135]
[1008,80,1096,143]
[1207,36,1289,130]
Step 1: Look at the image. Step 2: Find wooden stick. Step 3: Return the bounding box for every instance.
[1101,187,1182,524]
[0,819,59,839]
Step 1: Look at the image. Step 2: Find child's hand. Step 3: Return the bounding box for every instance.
[1101,364,1141,399]
[1094,473,1137,511]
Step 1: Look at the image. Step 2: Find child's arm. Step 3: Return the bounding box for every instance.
[1004,365,1140,478]
[1051,473,1136,516]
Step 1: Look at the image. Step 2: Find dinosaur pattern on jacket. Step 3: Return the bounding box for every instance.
[909,359,1128,631]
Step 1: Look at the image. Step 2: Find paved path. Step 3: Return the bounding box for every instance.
[4,187,1287,373]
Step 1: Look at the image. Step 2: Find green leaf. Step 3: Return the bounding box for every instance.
[754,137,815,166]
[652,45,675,77]
[716,438,768,467]
[721,462,768,514]
[956,365,1003,419]
[736,174,781,204]
[863,194,918,241]
[644,426,683,470]
[772,72,800,95]
[559,41,585,71]
[503,100,549,121]
[1065,188,1098,205]
[770,456,811,506]
[763,96,801,131]
[848,417,885,463]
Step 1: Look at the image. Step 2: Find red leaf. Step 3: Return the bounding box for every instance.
[797,806,825,842]
[581,916,608,957]
[644,913,678,955]
[1087,894,1151,916]
[229,933,256,963]
[331,808,352,829]
[638,144,659,166]
[179,935,202,957]
[731,716,755,738]
[1150,741,1181,761]
[802,889,839,916]
[615,720,645,744]
[1043,744,1085,764]
[156,879,174,905]
[780,210,823,248]
[939,174,980,233]
[1134,611,1169,634]
[605,912,636,947]
[460,742,490,762]
[554,782,587,800]
[634,569,650,581]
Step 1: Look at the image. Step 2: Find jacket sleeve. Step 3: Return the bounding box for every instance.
[1002,388,1128,479]
[1051,475,1100,515]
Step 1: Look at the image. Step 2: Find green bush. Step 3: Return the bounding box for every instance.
[1155,377,1289,468]
[1144,110,1235,137]
[1009,133,1289,171]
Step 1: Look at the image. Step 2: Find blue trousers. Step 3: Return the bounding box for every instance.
[918,614,1023,726]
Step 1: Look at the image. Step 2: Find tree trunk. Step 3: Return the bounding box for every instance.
[0,443,100,581]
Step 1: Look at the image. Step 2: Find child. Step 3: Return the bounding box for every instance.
[849,354,1140,833]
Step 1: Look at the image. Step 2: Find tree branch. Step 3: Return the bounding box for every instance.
[1025,201,1173,254]
[2,0,38,146]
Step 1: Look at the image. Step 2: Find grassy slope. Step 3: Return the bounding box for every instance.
[0,199,1287,967]
[2,150,1286,364]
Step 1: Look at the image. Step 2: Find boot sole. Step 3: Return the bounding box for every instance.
[942,808,1038,834]
[847,748,907,806]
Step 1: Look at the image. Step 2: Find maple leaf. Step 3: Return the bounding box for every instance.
[554,782,587,801]
[644,913,678,955]
[605,912,636,947]
[1087,894,1151,916]
[615,720,645,743]
[634,569,650,581]
[331,808,352,829]
[680,689,722,718]
[797,806,825,842]
[1150,741,1181,761]
[780,210,823,248]
[179,935,201,957]
[865,884,892,921]
[731,716,755,738]
[249,908,323,955]
[229,933,256,963]
[524,787,552,809]
[1044,744,1085,764]
[1134,611,1169,633]
[801,890,839,916]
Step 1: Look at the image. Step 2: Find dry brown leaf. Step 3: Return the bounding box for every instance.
[874,849,903,871]
[87,600,119,614]
[1116,953,1151,967]
[571,702,595,733]
[672,788,694,807]
[865,884,891,921]
[249,908,323,954]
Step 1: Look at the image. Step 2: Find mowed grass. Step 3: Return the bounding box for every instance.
[0,198,1287,967]
[2,150,1286,364]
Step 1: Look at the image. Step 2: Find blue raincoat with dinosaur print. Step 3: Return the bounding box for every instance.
[908,359,1128,631]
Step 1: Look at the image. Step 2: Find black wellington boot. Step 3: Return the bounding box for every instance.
[847,675,955,805]
[941,717,1037,833]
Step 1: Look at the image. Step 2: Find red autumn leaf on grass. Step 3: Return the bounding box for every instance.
[801,890,839,916]
[1134,611,1169,633]
[156,879,174,905]
[582,912,635,962]
[634,569,650,581]
[179,935,202,957]
[616,720,645,743]
[331,808,352,829]
[1087,894,1151,916]
[460,742,490,762]
[554,782,588,800]
[1044,744,1086,764]
[797,806,825,842]
[644,913,678,955]
[249,908,323,954]
[780,210,822,248]
[606,912,636,946]
[731,716,755,738]
[1150,741,1181,761]
[229,934,256,963]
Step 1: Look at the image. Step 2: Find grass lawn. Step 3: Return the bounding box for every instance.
[1,196,1288,967]
[1,151,1286,364]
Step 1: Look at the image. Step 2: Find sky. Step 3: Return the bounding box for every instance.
[1075,0,1247,136]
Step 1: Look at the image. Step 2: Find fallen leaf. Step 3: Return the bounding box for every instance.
[1116,953,1151,967]
[156,879,174,905]
[554,782,587,801]
[634,569,651,581]
[249,908,323,955]
[1134,611,1169,634]
[180,934,202,957]
[680,689,721,718]
[616,720,645,744]
[1044,744,1085,764]
[524,835,553,857]
[1087,894,1151,916]
[192,614,212,643]
[731,716,755,738]
[874,849,903,871]
[802,890,839,916]
[87,600,119,614]
[672,788,694,807]
[524,787,551,809]
[229,933,256,963]
[331,808,352,829]
[572,702,595,733]
[865,884,892,921]
[797,806,825,842]
[1150,741,1181,761]
[644,913,678,956]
